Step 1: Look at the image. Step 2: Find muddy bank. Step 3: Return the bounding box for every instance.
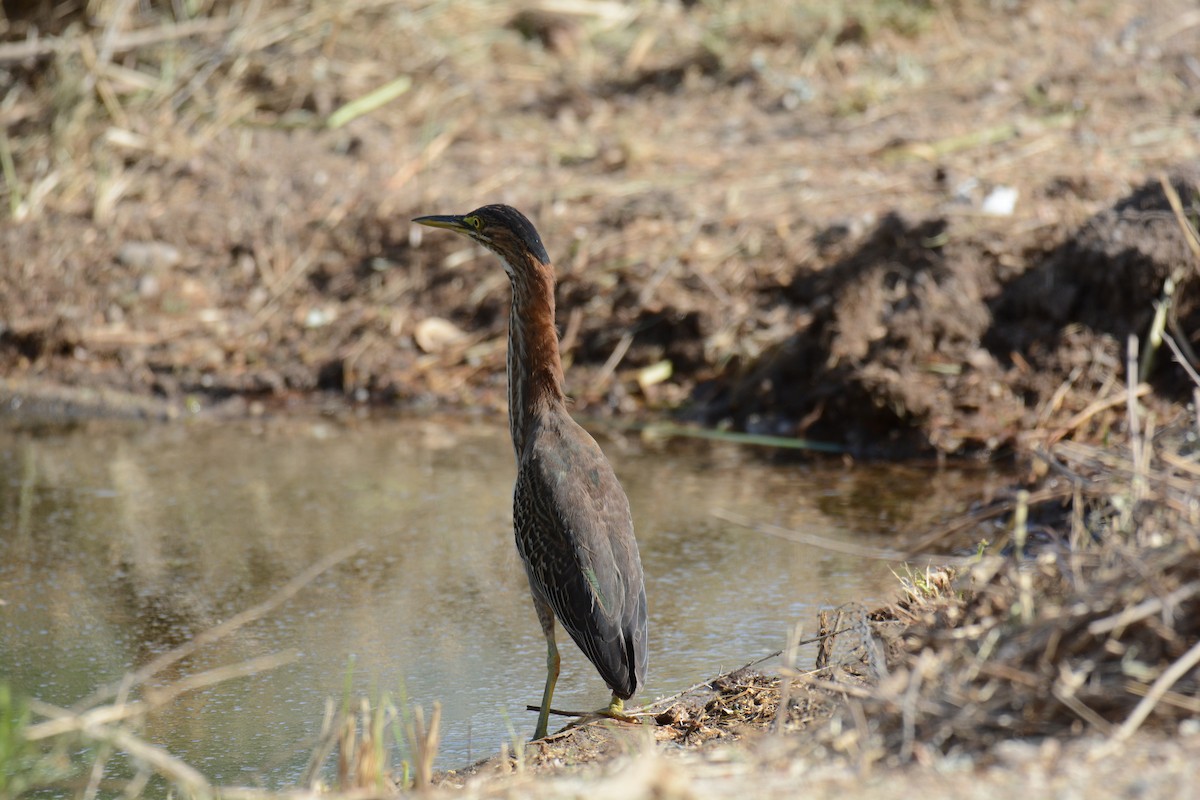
[3,169,1197,460]
[696,171,1200,456]
[419,421,1200,798]
[2,0,1199,457]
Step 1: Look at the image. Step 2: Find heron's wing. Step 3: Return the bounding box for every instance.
[515,413,647,698]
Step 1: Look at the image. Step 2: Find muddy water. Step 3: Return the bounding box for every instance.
[0,417,993,787]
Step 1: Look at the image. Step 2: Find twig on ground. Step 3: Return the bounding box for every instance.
[1047,383,1152,444]
[1103,637,1200,752]
[1088,580,1200,636]
[1159,173,1200,262]
[645,651,783,712]
[0,17,238,65]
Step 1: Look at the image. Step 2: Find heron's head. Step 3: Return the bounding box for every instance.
[413,204,550,275]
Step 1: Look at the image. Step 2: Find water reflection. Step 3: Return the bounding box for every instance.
[0,417,992,787]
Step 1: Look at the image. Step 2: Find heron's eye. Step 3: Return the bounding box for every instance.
[464,215,482,231]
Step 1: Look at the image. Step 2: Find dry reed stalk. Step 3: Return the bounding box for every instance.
[24,700,214,798]
[772,623,804,735]
[351,698,384,791]
[301,697,340,789]
[405,702,442,791]
[1162,332,1200,387]
[337,709,357,790]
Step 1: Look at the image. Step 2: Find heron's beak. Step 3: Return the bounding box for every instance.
[412,214,470,234]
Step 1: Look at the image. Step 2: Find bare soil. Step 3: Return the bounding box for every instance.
[2,0,1198,457]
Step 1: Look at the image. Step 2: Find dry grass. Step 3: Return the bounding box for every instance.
[787,293,1200,767]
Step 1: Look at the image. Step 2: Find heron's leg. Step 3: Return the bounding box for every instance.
[533,598,559,741]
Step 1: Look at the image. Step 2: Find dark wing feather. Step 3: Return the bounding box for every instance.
[514,409,648,699]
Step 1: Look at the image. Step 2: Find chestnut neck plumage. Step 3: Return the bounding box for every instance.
[501,251,566,461]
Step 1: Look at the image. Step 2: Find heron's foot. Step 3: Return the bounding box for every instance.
[596,695,640,724]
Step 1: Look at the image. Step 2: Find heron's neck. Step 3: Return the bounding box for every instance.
[505,257,565,460]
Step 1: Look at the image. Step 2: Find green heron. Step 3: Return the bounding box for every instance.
[413,204,648,740]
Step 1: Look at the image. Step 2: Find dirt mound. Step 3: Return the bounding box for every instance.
[699,173,1200,456]
[989,170,1200,407]
[693,213,1003,455]
[991,170,1200,355]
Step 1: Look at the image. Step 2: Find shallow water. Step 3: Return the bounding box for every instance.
[0,416,994,788]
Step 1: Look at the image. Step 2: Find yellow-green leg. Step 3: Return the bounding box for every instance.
[533,600,560,741]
